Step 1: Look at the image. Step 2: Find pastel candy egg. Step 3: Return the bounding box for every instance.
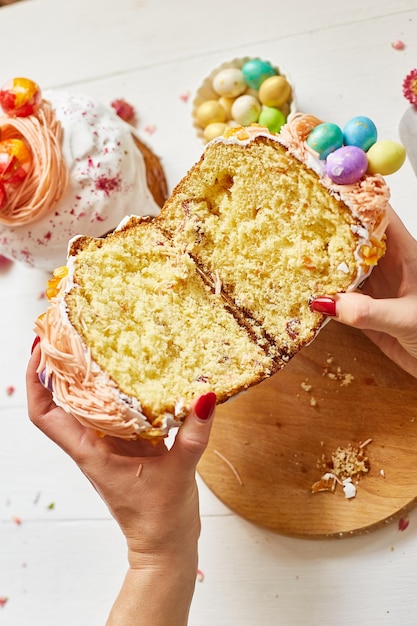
[258,75,292,108]
[195,99,227,128]
[343,116,377,151]
[0,138,32,184]
[306,123,344,159]
[325,146,368,184]
[366,140,406,175]
[258,106,286,133]
[231,94,261,126]
[203,122,227,142]
[212,68,246,98]
[0,77,42,117]
[241,59,276,90]
[38,368,53,391]
[217,96,234,119]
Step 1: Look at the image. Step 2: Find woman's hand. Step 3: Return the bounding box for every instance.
[311,205,417,379]
[26,345,216,625]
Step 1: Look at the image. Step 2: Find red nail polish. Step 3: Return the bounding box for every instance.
[31,335,40,354]
[310,297,337,317]
[195,392,216,421]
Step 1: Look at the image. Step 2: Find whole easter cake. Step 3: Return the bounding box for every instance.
[34,113,405,441]
[0,77,167,271]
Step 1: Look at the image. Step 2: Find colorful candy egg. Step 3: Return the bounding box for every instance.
[195,99,227,128]
[343,116,377,152]
[212,68,246,98]
[203,122,227,142]
[258,106,286,133]
[231,94,261,126]
[366,140,406,175]
[241,59,276,90]
[38,368,53,391]
[325,146,368,184]
[217,96,234,119]
[0,138,32,184]
[0,77,42,117]
[306,123,344,160]
[258,75,291,108]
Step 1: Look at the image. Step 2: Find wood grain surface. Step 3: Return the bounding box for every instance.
[198,321,417,538]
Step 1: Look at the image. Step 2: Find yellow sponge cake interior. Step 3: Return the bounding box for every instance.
[161,137,360,352]
[66,220,275,420]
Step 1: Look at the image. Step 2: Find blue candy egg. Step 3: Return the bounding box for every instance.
[343,116,377,152]
[241,59,276,90]
[325,146,368,185]
[306,123,343,160]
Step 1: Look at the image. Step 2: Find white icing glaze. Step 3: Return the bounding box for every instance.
[0,90,161,271]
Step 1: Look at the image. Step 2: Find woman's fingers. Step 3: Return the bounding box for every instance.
[26,346,89,456]
[312,292,417,340]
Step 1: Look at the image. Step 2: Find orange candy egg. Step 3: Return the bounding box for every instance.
[0,138,32,184]
[0,77,42,117]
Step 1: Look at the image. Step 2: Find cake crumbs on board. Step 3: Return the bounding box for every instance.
[312,439,371,499]
[322,354,354,386]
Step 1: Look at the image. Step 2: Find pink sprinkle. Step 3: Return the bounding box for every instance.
[95,174,121,196]
[6,386,15,396]
[392,40,406,50]
[398,516,409,531]
[0,597,8,608]
[13,515,22,525]
[111,98,136,123]
[196,569,205,582]
[38,291,46,300]
[144,124,156,135]
[180,91,190,102]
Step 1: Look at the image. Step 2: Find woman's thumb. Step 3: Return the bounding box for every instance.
[311,292,415,338]
[171,392,216,464]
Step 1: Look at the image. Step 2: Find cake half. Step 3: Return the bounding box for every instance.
[35,117,390,440]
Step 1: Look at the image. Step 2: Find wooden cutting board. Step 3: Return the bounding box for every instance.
[198,321,417,538]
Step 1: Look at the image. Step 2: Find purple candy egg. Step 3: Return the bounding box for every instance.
[38,368,53,392]
[325,146,368,185]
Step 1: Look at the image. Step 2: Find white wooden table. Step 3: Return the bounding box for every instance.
[1,1,417,624]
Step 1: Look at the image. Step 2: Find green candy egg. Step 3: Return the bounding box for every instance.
[306,123,344,159]
[241,59,276,90]
[366,140,406,175]
[258,106,286,133]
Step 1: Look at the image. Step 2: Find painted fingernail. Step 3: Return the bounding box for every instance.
[31,335,40,354]
[310,297,337,317]
[195,392,216,421]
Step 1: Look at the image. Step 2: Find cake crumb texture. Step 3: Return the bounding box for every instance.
[162,138,359,350]
[66,222,274,419]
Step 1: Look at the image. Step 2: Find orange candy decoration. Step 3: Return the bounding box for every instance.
[0,138,32,184]
[0,77,41,117]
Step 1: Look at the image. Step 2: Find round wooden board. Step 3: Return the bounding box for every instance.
[198,322,417,539]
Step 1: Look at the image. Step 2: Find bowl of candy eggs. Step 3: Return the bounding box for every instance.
[192,57,297,143]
